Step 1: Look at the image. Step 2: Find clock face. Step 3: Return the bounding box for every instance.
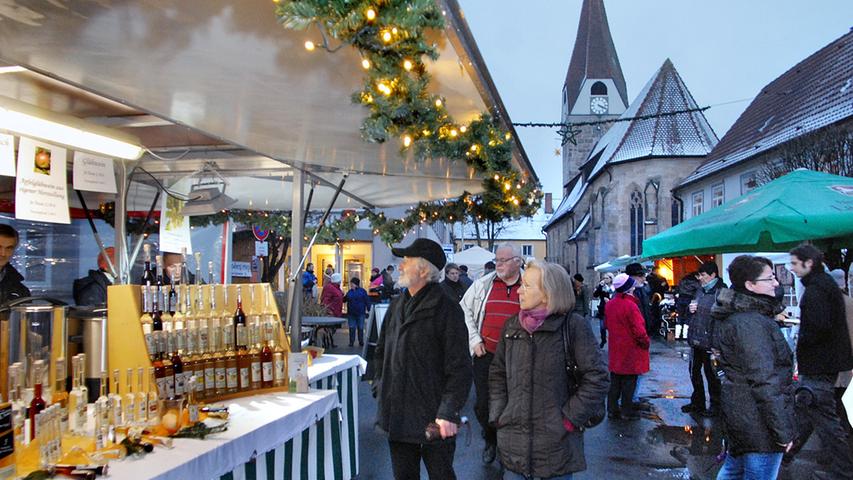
[590,96,609,115]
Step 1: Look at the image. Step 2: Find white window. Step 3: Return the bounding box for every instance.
[522,245,533,257]
[741,172,758,195]
[711,183,725,208]
[691,191,704,217]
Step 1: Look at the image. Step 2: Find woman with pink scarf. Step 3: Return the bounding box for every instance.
[489,261,609,479]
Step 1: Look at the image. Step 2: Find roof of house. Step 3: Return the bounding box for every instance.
[679,30,853,188]
[564,0,629,112]
[543,175,586,230]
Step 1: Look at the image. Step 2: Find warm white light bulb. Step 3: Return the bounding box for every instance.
[403,59,413,71]
[304,40,316,51]
[362,59,371,69]
[366,8,376,20]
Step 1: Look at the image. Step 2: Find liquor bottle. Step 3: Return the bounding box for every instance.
[207,276,221,398]
[29,360,47,440]
[94,371,109,448]
[147,367,160,426]
[155,254,166,313]
[152,288,164,332]
[194,252,203,286]
[195,282,210,400]
[224,320,239,394]
[167,276,178,317]
[249,324,262,391]
[77,353,88,405]
[51,357,69,432]
[234,286,247,349]
[124,368,135,426]
[169,330,184,398]
[141,243,154,312]
[136,367,147,426]
[140,286,154,356]
[109,369,122,427]
[68,357,86,434]
[180,247,189,287]
[236,326,251,392]
[186,376,200,425]
[248,284,261,330]
[9,363,24,444]
[261,321,274,389]
[212,325,226,397]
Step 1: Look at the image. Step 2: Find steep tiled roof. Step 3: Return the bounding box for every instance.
[543,174,587,230]
[567,211,591,241]
[587,59,718,178]
[564,0,629,112]
[680,31,853,188]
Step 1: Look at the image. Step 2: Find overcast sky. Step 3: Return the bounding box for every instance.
[459,0,853,197]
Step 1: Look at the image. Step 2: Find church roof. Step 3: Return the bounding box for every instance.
[543,174,586,230]
[679,31,853,188]
[586,59,718,178]
[564,0,629,112]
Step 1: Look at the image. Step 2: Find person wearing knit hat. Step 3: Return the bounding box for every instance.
[604,272,650,420]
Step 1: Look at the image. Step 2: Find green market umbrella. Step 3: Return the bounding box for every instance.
[643,169,853,258]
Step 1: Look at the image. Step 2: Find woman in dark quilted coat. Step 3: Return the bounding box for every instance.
[712,255,794,480]
[489,261,608,480]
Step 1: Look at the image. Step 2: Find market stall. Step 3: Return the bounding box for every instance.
[0,1,537,478]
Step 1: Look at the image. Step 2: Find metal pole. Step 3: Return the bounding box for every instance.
[288,169,305,352]
[114,160,129,284]
[75,189,117,278]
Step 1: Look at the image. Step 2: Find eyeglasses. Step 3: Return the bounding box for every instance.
[494,256,518,265]
[753,275,777,282]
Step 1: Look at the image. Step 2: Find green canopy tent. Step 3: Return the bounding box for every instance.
[594,255,653,272]
[642,170,853,259]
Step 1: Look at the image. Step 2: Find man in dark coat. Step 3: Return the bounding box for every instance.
[457,264,473,290]
[626,263,654,335]
[373,238,472,479]
[788,245,853,479]
[0,224,30,304]
[682,262,726,417]
[73,247,116,306]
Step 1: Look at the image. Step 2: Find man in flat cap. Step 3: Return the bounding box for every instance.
[373,238,472,479]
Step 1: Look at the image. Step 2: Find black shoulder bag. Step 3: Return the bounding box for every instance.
[561,313,606,429]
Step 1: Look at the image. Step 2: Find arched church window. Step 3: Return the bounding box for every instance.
[630,190,644,256]
[590,81,607,96]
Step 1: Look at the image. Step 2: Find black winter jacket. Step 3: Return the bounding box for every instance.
[489,312,609,477]
[711,288,794,455]
[0,264,30,305]
[373,282,472,443]
[439,278,466,303]
[797,270,853,375]
[687,279,726,350]
[73,269,110,306]
[633,285,654,334]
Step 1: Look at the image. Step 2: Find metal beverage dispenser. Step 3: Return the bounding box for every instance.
[0,297,68,402]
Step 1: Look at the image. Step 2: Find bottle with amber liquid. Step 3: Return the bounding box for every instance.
[51,357,69,432]
[249,324,262,391]
[29,360,47,440]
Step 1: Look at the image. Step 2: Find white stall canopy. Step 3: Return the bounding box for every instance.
[0,0,536,211]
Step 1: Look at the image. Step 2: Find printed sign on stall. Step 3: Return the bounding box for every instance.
[231,261,251,278]
[73,152,117,193]
[14,137,70,224]
[255,241,269,257]
[159,178,193,254]
[0,134,15,177]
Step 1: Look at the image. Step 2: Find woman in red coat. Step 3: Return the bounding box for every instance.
[321,273,344,317]
[604,273,650,420]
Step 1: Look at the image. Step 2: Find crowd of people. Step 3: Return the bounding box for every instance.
[367,236,853,480]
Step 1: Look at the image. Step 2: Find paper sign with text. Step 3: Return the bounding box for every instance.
[73,152,116,193]
[14,137,70,224]
[0,134,15,177]
[158,178,193,254]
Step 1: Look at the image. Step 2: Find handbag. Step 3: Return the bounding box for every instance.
[561,313,606,429]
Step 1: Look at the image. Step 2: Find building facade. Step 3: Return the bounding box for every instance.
[544,0,718,283]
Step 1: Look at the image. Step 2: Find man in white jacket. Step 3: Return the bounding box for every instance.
[460,244,523,465]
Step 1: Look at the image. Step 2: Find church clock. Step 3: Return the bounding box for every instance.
[590,96,609,115]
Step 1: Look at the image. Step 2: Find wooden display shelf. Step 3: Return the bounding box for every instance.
[106,284,290,396]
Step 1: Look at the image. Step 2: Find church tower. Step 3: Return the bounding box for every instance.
[561,0,629,192]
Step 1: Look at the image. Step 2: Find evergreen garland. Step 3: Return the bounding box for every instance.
[271,0,541,244]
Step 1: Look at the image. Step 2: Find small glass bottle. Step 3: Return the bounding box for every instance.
[224,321,239,394]
[109,369,123,427]
[147,367,161,426]
[77,353,88,405]
[186,376,200,425]
[124,368,136,426]
[261,321,274,389]
[51,357,69,432]
[29,360,47,441]
[68,357,85,433]
[94,371,109,448]
[249,324,262,391]
[136,367,147,426]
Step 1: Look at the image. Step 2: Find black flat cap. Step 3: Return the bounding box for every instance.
[625,263,647,277]
[391,238,447,270]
